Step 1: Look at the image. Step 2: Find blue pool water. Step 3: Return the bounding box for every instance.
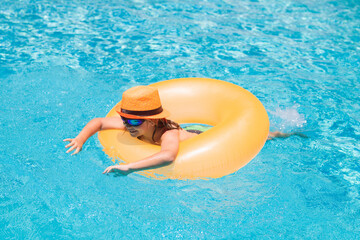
[1,0,360,238]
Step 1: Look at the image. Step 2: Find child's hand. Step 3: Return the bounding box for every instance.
[102,165,130,174]
[63,138,83,155]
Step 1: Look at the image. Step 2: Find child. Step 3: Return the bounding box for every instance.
[64,85,305,174]
[64,86,199,174]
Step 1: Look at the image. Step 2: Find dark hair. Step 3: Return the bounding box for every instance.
[152,118,181,143]
[158,118,181,130]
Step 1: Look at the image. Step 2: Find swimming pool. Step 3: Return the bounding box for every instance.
[1,0,359,238]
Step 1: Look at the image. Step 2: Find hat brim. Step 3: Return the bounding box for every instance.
[116,104,170,119]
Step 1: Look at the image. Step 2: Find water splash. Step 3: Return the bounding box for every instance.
[269,105,307,131]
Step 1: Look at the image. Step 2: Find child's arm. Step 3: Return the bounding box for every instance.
[102,129,180,174]
[64,117,125,155]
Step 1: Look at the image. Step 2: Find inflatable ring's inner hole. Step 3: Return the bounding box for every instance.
[180,123,213,133]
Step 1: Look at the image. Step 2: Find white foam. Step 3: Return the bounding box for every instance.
[269,105,307,130]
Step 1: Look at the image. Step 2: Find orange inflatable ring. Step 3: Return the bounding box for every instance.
[98,78,269,180]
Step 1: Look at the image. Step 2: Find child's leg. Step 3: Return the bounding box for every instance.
[267,131,308,140]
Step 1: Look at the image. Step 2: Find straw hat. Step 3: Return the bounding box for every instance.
[116,86,170,119]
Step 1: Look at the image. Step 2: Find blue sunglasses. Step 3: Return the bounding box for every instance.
[121,117,145,127]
